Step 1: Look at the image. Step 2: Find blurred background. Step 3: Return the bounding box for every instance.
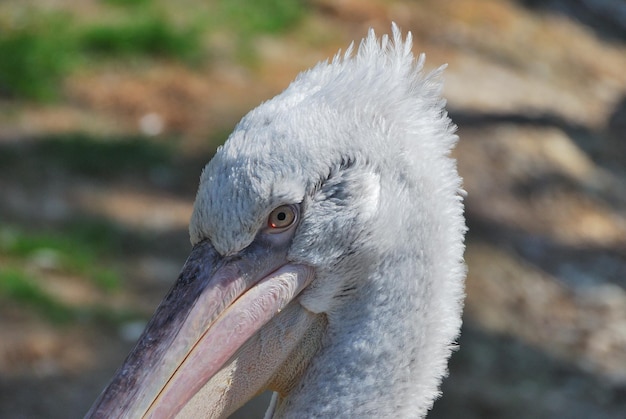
[1,0,625,417]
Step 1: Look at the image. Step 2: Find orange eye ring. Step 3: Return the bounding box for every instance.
[268,205,297,231]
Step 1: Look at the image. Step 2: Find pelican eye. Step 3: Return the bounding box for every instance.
[267,205,297,231]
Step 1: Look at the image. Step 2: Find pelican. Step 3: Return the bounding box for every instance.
[86,24,466,418]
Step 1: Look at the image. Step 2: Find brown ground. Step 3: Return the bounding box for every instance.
[1,0,625,417]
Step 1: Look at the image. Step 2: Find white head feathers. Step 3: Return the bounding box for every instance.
[190,24,465,418]
[191,23,458,251]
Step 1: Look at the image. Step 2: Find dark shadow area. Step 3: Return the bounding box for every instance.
[0,133,174,177]
[607,95,626,164]
[449,101,626,253]
[516,0,626,44]
[431,322,626,419]
[450,105,626,207]
[607,96,626,138]
[450,108,590,134]
[451,108,613,169]
[0,133,217,197]
[466,206,626,290]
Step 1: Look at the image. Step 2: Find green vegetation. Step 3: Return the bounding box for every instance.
[214,0,306,64]
[79,14,203,63]
[0,13,75,100]
[0,133,175,178]
[216,0,306,35]
[0,0,308,101]
[102,0,152,6]
[0,223,123,291]
[0,7,202,100]
[36,133,174,176]
[0,268,138,325]
[0,269,75,323]
[0,224,144,325]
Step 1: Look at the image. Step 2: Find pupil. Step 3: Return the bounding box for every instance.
[277,212,286,221]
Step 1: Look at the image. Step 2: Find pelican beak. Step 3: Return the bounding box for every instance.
[85,237,317,419]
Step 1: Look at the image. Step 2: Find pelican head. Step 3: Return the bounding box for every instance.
[86,24,466,418]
